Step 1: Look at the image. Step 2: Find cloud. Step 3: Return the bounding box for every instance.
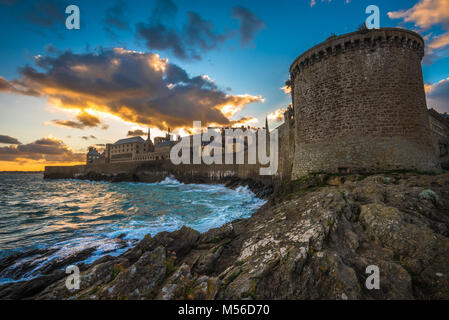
[229,117,258,127]
[280,85,291,94]
[136,1,264,60]
[127,129,146,137]
[136,10,230,61]
[24,0,67,28]
[231,6,265,46]
[0,76,40,96]
[105,0,130,38]
[0,136,84,163]
[0,0,68,28]
[388,0,449,59]
[426,77,449,113]
[50,120,84,129]
[150,0,178,22]
[76,111,101,127]
[48,111,105,130]
[0,135,22,145]
[2,48,263,130]
[268,107,287,122]
[81,135,97,140]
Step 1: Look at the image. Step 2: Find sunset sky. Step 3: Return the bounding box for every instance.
[1,0,449,170]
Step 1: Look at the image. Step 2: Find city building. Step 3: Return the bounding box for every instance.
[428,108,449,169]
[86,147,100,164]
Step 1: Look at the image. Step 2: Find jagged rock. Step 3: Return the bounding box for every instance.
[0,270,66,300]
[2,172,449,300]
[153,226,200,261]
[98,246,166,300]
[192,247,223,275]
[360,203,449,299]
[157,263,192,300]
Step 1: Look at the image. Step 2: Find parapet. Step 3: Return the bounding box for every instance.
[289,28,425,80]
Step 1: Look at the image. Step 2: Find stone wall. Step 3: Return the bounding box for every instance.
[428,109,449,169]
[276,116,295,180]
[289,28,441,179]
[44,160,273,186]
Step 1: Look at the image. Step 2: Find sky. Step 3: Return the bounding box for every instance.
[0,0,449,171]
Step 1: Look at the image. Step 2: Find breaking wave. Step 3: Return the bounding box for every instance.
[0,174,265,284]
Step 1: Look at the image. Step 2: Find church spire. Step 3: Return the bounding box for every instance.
[147,128,151,142]
[265,115,269,134]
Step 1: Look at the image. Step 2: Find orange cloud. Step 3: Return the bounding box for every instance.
[388,0,449,55]
[268,107,287,122]
[3,48,263,131]
[0,136,84,171]
[388,0,448,29]
[280,85,291,94]
[230,117,259,127]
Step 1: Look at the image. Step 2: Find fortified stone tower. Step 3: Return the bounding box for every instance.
[289,28,440,179]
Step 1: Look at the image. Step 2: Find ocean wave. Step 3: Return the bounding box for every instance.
[0,174,265,284]
[157,176,184,185]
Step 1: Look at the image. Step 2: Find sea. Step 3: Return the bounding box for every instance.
[0,174,265,284]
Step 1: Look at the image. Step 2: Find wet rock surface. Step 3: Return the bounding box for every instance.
[2,172,449,300]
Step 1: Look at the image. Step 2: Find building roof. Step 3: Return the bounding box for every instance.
[113,136,146,145]
[428,108,449,125]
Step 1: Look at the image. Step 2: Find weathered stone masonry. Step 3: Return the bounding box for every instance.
[289,28,440,179]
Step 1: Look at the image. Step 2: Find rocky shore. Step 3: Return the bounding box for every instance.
[1,171,449,300]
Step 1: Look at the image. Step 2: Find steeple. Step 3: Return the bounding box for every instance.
[265,115,269,134]
[147,128,151,142]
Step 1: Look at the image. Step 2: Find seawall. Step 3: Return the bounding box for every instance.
[44,161,274,197]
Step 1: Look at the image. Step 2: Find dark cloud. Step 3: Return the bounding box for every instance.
[0,0,70,32]
[105,0,130,38]
[127,129,146,137]
[426,78,449,113]
[150,0,178,23]
[136,24,189,60]
[50,120,85,129]
[0,137,84,163]
[35,137,61,146]
[5,48,262,130]
[0,76,40,96]
[231,6,266,46]
[23,0,67,28]
[183,12,230,52]
[45,43,58,54]
[135,2,264,60]
[136,0,230,60]
[81,135,97,140]
[0,135,21,145]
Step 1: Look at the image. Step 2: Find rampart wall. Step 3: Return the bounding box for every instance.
[289,28,440,178]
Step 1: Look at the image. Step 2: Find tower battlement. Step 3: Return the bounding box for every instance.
[290,28,425,79]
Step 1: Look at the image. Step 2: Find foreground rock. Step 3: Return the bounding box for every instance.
[1,172,449,299]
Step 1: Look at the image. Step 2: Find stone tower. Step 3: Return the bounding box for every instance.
[289,28,440,179]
